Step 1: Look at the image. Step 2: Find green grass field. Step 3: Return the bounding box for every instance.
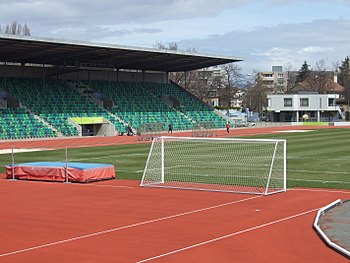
[249,128,350,189]
[1,128,350,190]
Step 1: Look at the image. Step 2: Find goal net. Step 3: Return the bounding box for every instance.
[192,121,215,137]
[138,122,166,141]
[140,136,286,195]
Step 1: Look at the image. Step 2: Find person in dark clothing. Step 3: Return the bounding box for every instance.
[168,123,173,134]
[127,125,134,136]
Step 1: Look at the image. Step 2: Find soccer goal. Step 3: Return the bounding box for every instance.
[192,121,215,137]
[140,136,286,195]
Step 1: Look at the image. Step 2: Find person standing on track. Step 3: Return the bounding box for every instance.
[127,124,135,136]
[226,121,231,133]
[168,123,173,134]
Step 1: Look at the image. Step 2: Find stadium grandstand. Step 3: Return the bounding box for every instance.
[0,34,242,140]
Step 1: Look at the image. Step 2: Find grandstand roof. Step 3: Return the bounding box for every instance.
[0,34,243,72]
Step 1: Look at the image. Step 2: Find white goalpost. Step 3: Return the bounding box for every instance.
[140,136,287,195]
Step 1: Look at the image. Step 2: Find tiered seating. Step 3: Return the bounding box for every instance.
[0,77,226,139]
[90,81,194,131]
[2,78,127,136]
[0,108,56,140]
[144,83,226,128]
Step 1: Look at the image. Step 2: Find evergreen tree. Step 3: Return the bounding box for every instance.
[338,56,350,86]
[339,56,350,102]
[296,61,311,83]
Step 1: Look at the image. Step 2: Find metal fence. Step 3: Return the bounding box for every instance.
[138,122,167,141]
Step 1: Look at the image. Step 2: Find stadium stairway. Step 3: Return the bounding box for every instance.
[67,81,128,134]
[143,82,227,129]
[1,78,127,138]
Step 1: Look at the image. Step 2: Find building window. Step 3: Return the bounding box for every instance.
[328,98,335,106]
[263,73,273,78]
[284,98,292,107]
[300,98,309,107]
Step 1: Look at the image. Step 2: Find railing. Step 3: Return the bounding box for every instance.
[314,199,350,259]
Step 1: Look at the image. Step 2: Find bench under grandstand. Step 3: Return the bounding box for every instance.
[0,78,227,140]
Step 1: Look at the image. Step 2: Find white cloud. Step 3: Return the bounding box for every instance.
[181,17,350,73]
[0,0,243,26]
[252,47,290,57]
[298,46,335,54]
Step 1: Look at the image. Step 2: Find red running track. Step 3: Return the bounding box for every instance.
[0,179,350,263]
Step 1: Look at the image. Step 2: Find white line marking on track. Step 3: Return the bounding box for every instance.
[288,178,350,184]
[136,207,320,263]
[0,179,135,189]
[289,188,350,194]
[0,195,262,257]
[86,184,135,189]
[70,152,145,162]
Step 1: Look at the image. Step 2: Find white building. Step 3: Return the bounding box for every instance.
[230,89,244,108]
[267,92,342,122]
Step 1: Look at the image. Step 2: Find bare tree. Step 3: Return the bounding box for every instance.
[169,71,185,85]
[283,64,295,93]
[304,60,331,94]
[154,41,178,51]
[220,63,243,88]
[154,41,196,53]
[333,61,341,73]
[22,22,31,36]
[1,20,31,36]
[244,72,269,114]
[216,63,243,106]
[218,85,236,107]
[173,70,214,100]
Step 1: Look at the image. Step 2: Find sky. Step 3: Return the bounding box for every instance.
[1,0,350,74]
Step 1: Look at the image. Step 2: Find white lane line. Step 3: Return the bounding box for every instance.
[0,179,135,189]
[0,195,261,257]
[290,188,350,194]
[136,208,319,263]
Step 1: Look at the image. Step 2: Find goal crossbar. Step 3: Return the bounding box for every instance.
[140,136,287,195]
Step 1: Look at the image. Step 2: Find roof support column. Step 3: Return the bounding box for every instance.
[20,62,24,78]
[142,70,145,85]
[42,63,45,88]
[165,72,169,83]
[76,57,80,81]
[4,62,7,89]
